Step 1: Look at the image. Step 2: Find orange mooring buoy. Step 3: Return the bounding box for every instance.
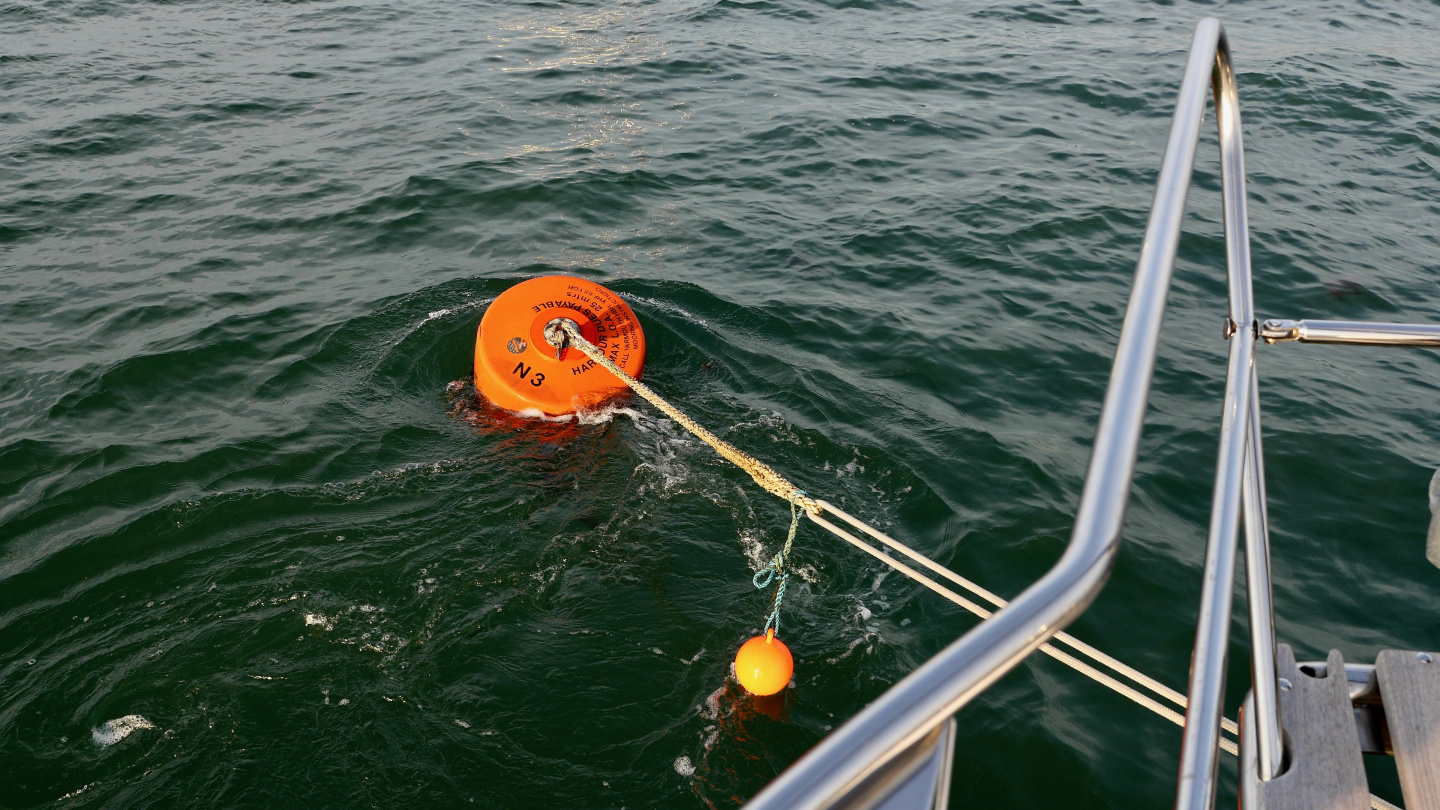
[474,276,646,415]
[734,630,793,696]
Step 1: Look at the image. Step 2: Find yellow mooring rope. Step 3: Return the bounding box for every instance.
[557,322,820,516]
[553,323,1257,753]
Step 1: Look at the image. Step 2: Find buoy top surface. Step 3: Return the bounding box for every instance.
[474,275,646,416]
[735,632,793,696]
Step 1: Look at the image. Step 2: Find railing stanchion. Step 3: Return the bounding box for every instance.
[1243,365,1282,781]
[1175,20,1287,807]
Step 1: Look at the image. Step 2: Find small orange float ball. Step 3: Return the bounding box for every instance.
[735,631,794,696]
[474,275,646,416]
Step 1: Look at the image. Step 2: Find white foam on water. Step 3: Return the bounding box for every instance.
[576,404,645,426]
[825,634,877,665]
[700,685,726,720]
[92,715,155,747]
[59,782,98,800]
[513,407,575,423]
[630,296,708,327]
[738,529,769,572]
[503,403,646,426]
[870,569,891,593]
[416,296,491,329]
[304,613,335,630]
[393,297,493,347]
[673,755,696,777]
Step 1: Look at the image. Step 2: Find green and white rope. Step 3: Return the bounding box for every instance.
[752,491,805,635]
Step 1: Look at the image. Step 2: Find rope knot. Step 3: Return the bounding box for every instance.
[752,555,785,589]
[749,490,806,634]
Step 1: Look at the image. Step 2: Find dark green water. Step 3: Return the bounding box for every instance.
[4,1,1440,807]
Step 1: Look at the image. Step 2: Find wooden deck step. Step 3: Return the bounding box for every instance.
[1377,650,1440,810]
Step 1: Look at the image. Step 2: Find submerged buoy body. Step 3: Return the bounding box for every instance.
[474,276,646,415]
[735,631,793,696]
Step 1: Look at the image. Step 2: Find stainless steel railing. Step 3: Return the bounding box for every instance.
[1171,20,1283,809]
[744,17,1278,810]
[739,17,1315,810]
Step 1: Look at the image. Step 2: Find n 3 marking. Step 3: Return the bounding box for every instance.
[512,362,545,387]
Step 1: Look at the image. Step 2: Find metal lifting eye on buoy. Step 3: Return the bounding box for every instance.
[543,317,580,360]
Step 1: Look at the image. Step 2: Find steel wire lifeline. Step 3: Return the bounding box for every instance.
[553,323,1235,742]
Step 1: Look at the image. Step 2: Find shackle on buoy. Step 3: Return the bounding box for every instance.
[473,275,646,416]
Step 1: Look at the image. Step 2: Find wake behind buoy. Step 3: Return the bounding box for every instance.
[474,276,646,416]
